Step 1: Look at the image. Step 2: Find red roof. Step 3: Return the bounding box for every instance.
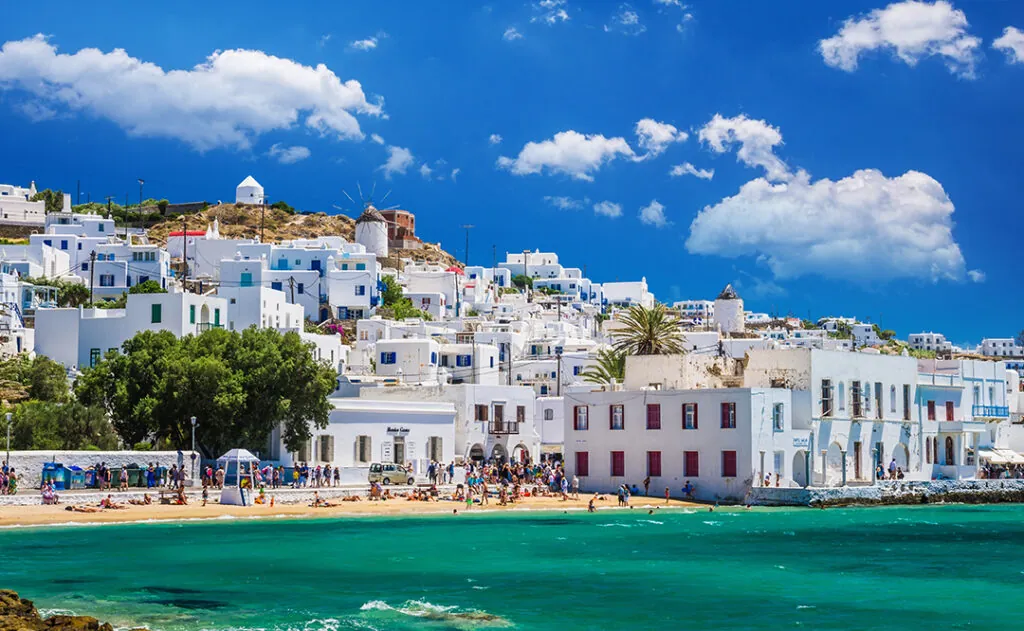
[446,266,465,275]
[168,231,206,237]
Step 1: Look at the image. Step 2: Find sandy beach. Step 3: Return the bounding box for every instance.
[0,494,702,527]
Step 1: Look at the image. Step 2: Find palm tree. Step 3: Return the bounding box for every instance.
[580,348,626,385]
[611,304,685,355]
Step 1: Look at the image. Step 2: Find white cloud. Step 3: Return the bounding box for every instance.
[544,195,589,210]
[532,0,570,25]
[819,1,981,78]
[669,162,714,180]
[967,269,985,283]
[686,168,970,282]
[698,114,790,182]
[504,27,523,41]
[638,199,669,227]
[267,143,311,164]
[380,145,414,178]
[0,35,383,151]
[451,168,460,182]
[593,200,623,218]
[634,118,687,159]
[497,130,635,181]
[317,34,332,48]
[654,0,687,6]
[419,163,433,179]
[606,4,647,36]
[488,133,503,145]
[350,35,382,51]
[993,26,1024,64]
[370,133,385,145]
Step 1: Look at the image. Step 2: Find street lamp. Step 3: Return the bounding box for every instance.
[5,412,11,472]
[190,416,198,482]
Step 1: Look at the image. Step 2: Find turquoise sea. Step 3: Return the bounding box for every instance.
[2,504,1024,630]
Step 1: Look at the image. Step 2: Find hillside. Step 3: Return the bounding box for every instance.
[146,203,460,268]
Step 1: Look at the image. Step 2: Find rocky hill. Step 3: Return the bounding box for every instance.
[146,203,460,268]
[0,590,130,631]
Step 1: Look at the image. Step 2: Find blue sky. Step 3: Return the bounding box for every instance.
[1,0,1022,345]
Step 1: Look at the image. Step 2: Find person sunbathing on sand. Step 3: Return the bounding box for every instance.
[66,505,101,513]
[340,495,361,502]
[100,495,127,509]
[127,494,152,506]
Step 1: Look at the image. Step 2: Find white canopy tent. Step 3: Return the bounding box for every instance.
[217,448,260,506]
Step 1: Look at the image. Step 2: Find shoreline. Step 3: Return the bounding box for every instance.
[0,494,703,528]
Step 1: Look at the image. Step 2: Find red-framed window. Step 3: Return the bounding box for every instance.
[609,404,624,430]
[927,401,936,421]
[684,451,699,477]
[721,402,736,428]
[945,401,954,421]
[575,451,589,477]
[722,450,737,477]
[683,403,698,429]
[611,451,625,477]
[574,405,589,430]
[646,404,661,430]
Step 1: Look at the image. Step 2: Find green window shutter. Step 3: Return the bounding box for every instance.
[190,305,195,324]
[151,303,162,323]
[214,308,221,326]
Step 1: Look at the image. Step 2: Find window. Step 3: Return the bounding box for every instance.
[945,401,955,422]
[356,263,366,271]
[271,281,282,291]
[475,404,489,422]
[945,436,955,465]
[456,355,472,367]
[493,404,504,429]
[609,404,624,430]
[81,262,88,271]
[838,382,846,411]
[99,274,114,287]
[821,379,833,417]
[610,451,625,477]
[98,223,104,232]
[683,403,698,429]
[646,404,661,430]
[517,405,526,423]
[575,452,589,477]
[214,308,220,326]
[89,348,101,367]
[773,403,784,431]
[355,285,366,296]
[318,435,335,462]
[890,385,897,413]
[926,438,931,464]
[573,405,588,431]
[355,436,372,464]
[851,381,862,417]
[151,303,162,323]
[720,402,736,428]
[875,382,883,419]
[927,401,936,421]
[297,283,304,294]
[722,451,737,478]
[647,451,662,477]
[379,352,396,364]
[189,305,195,324]
[60,240,68,250]
[544,408,554,421]
[684,451,699,477]
[430,352,437,364]
[240,272,253,287]
[903,385,911,421]
[573,365,581,376]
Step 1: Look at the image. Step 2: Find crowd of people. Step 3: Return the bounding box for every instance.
[0,461,18,495]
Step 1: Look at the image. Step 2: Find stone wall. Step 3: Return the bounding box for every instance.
[5,450,184,490]
[747,479,1024,507]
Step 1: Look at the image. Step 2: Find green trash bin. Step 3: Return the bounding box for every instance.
[127,468,142,487]
[108,467,122,488]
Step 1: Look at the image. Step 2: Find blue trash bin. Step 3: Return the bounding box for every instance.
[41,462,66,491]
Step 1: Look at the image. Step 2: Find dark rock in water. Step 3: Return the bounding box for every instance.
[139,586,203,596]
[0,590,144,631]
[148,598,226,611]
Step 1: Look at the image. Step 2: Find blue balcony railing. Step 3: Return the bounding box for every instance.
[973,405,1009,418]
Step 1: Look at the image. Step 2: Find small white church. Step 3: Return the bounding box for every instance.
[235,176,265,205]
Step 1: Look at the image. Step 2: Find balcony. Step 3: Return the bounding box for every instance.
[972,405,1010,419]
[197,322,224,332]
[488,421,519,435]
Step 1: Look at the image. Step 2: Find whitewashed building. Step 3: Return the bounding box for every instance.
[235,176,265,205]
[909,332,953,354]
[0,182,70,226]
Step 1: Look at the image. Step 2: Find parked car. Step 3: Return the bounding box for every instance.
[368,462,415,486]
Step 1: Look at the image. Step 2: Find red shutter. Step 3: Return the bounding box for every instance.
[684,451,699,477]
[945,401,954,422]
[575,451,589,477]
[721,402,729,428]
[722,451,737,477]
[611,451,625,477]
[927,401,936,421]
[694,403,698,429]
[647,451,662,477]
[647,404,661,430]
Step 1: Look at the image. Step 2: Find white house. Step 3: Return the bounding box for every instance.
[979,338,1023,359]
[536,395,564,462]
[374,338,441,385]
[437,342,500,385]
[602,278,655,309]
[44,212,116,238]
[87,241,172,297]
[0,182,69,226]
[674,299,715,323]
[0,242,70,279]
[235,176,265,205]
[909,332,953,354]
[35,291,229,370]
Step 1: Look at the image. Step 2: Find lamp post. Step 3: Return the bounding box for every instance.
[190,416,198,482]
[5,412,11,472]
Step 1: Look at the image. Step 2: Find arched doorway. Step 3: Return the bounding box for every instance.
[491,443,507,463]
[512,443,530,464]
[200,304,210,325]
[319,307,329,322]
[891,443,909,471]
[792,450,808,487]
[825,442,844,486]
[468,444,484,463]
[944,437,955,465]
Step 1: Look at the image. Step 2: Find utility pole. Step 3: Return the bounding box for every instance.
[462,224,473,266]
[181,214,189,287]
[105,196,114,218]
[523,249,531,303]
[86,192,91,204]
[556,348,562,397]
[289,276,296,303]
[88,250,96,304]
[136,178,145,242]
[260,196,268,243]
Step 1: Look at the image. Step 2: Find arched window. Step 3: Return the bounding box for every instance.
[890,385,897,413]
[926,437,931,464]
[544,408,554,421]
[945,436,955,465]
[838,382,846,411]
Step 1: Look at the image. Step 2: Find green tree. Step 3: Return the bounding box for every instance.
[157,199,170,214]
[381,274,404,307]
[270,200,296,214]
[23,276,90,308]
[390,298,432,321]
[75,327,336,455]
[129,280,166,295]
[872,324,895,341]
[580,348,626,385]
[511,274,533,289]
[10,401,117,450]
[0,355,70,404]
[611,304,685,356]
[1017,330,1024,348]
[30,188,65,213]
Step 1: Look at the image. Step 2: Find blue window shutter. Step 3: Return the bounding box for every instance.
[271,281,282,291]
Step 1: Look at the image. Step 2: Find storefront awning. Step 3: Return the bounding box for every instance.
[979,449,1024,465]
